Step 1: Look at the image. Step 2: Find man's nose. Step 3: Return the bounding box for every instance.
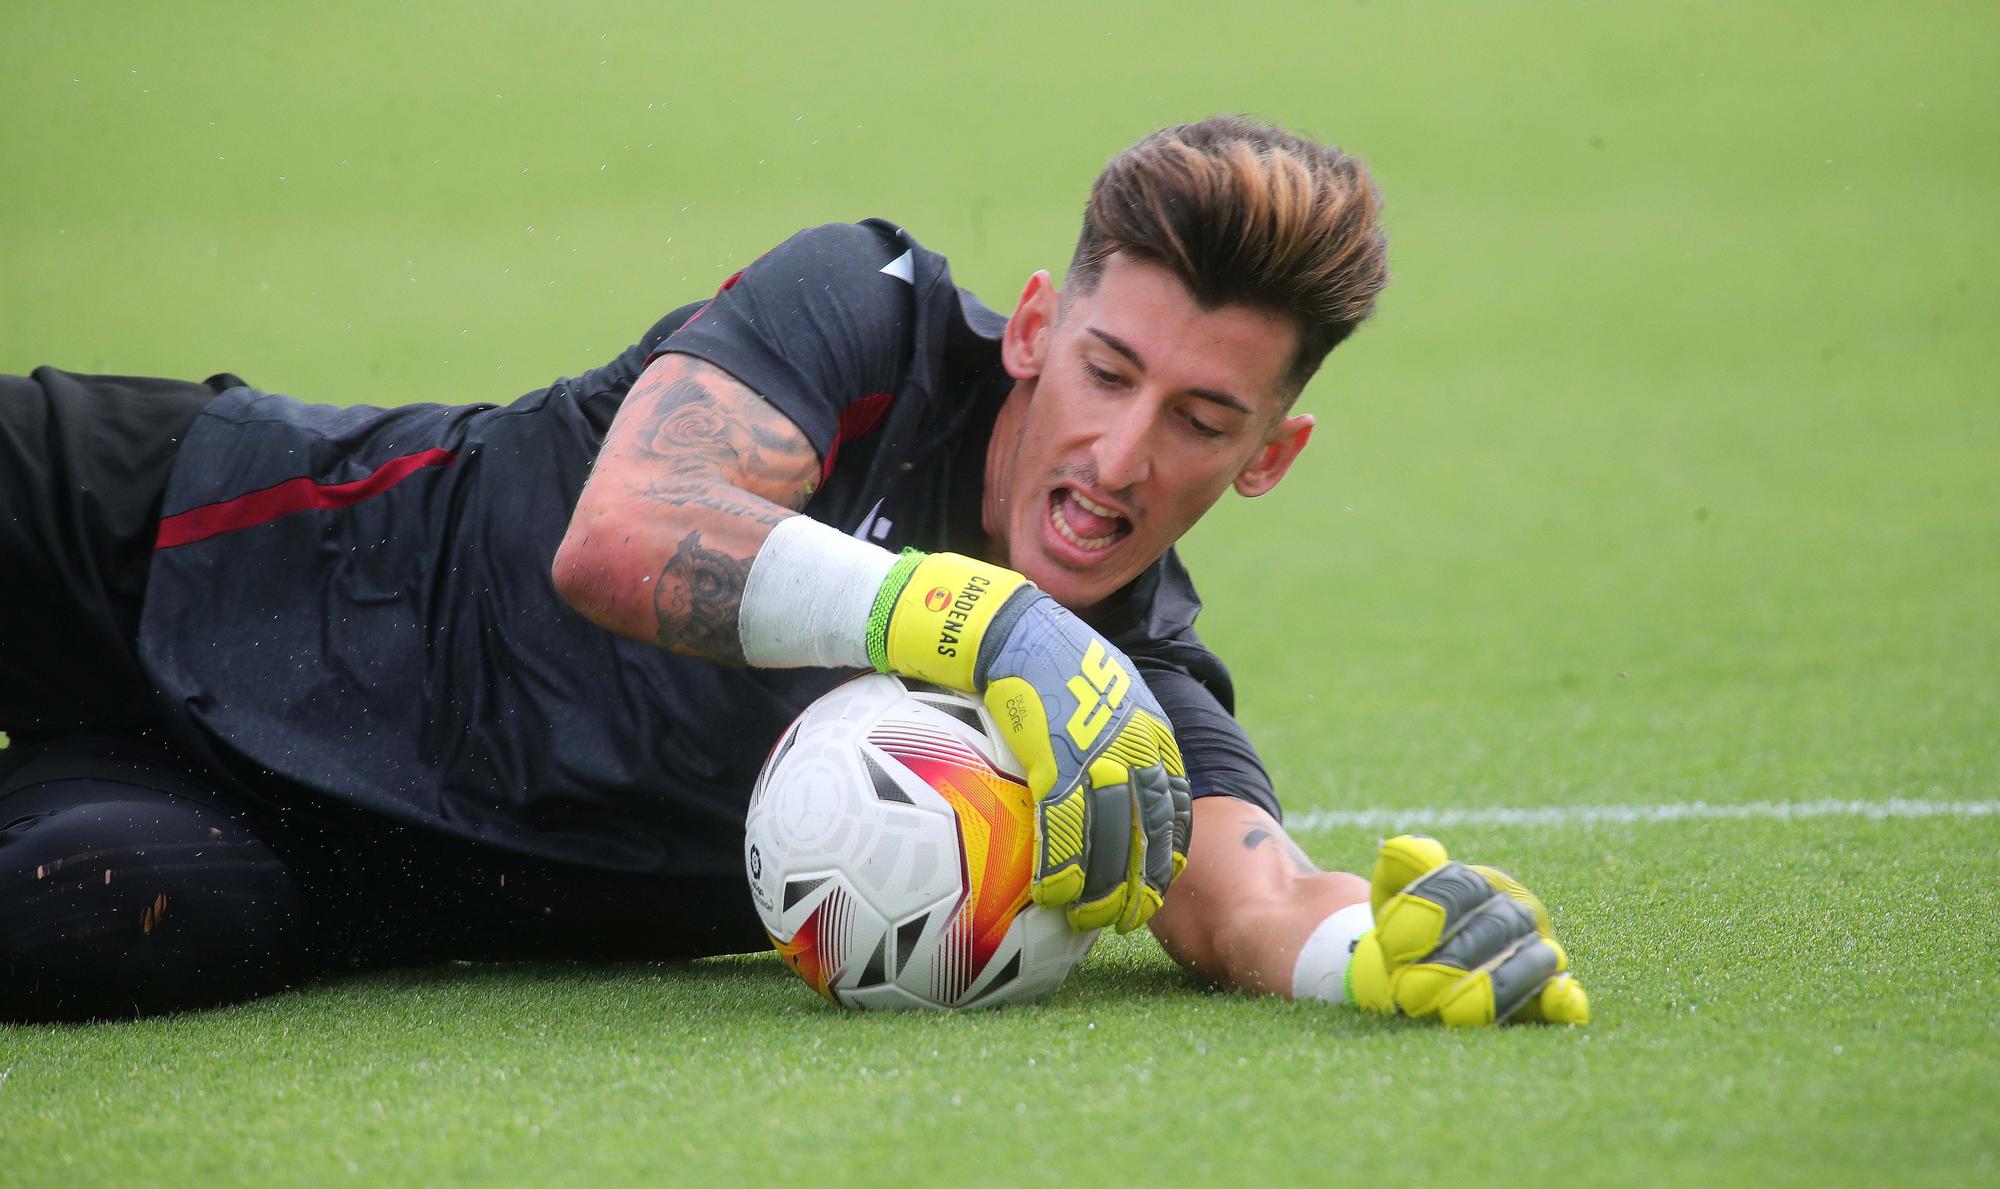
[1090,401,1154,492]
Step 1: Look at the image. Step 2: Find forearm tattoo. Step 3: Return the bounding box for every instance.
[641,486,792,528]
[1243,826,1321,876]
[654,531,753,663]
[595,355,820,660]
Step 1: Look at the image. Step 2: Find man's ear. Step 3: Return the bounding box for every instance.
[1001,270,1058,381]
[1234,413,1314,497]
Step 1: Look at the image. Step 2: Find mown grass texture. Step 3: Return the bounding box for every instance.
[3,1,1996,1184]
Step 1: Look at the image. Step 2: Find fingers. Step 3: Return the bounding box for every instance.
[1058,761,1167,934]
[978,600,1190,935]
[1469,863,1554,937]
[1347,930,1395,1013]
[1167,773,1192,883]
[1099,709,1188,922]
[1361,836,1589,1027]
[1027,707,1187,933]
[1136,766,1177,904]
[988,673,1098,916]
[1432,934,1565,1027]
[1374,861,1498,965]
[1382,889,1540,1019]
[1058,771,1141,931]
[983,676,1062,802]
[1041,762,1184,934]
[1513,973,1591,1025]
[1102,764,1180,934]
[1370,833,1450,917]
[1031,785,1089,910]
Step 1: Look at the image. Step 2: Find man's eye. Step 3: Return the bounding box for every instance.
[1183,411,1225,439]
[1081,361,1123,387]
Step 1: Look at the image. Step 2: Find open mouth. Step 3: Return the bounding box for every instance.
[1048,487,1131,554]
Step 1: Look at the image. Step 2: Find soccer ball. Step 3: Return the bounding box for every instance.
[744,672,1099,1010]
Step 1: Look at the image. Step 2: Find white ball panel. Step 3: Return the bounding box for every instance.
[746,672,1096,1009]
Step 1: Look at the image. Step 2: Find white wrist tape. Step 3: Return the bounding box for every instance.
[738,515,897,669]
[1290,901,1375,1004]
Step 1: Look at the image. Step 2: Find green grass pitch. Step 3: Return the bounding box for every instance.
[3,1,1996,1183]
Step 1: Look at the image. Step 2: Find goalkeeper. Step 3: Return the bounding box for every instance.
[2,117,1583,1024]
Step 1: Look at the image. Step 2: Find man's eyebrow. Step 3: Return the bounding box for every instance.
[1087,327,1146,370]
[1085,327,1254,415]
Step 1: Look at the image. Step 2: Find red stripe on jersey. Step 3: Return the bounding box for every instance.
[644,269,748,365]
[820,392,896,485]
[154,448,457,550]
[679,268,745,333]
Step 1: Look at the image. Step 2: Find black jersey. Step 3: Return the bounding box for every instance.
[138,220,1277,878]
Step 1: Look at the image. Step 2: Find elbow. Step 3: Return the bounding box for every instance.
[549,526,599,621]
[1147,905,1208,980]
[1149,871,1225,980]
[551,507,631,633]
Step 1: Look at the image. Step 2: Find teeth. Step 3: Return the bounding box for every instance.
[1052,492,1122,551]
[1053,513,1116,551]
[1070,490,1121,518]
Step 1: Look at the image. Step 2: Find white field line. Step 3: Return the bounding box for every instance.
[1286,797,2000,833]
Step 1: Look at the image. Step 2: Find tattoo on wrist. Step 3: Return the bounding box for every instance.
[653,530,751,663]
[1242,826,1321,875]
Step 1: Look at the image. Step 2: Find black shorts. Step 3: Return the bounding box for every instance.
[3,731,763,1020]
[0,367,235,742]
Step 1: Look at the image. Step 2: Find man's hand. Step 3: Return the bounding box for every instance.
[875,551,1192,933]
[1348,834,1590,1026]
[979,591,1193,933]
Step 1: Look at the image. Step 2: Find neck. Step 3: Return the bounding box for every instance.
[981,379,1032,566]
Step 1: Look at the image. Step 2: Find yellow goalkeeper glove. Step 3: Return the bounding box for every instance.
[868,550,1192,933]
[1347,834,1591,1026]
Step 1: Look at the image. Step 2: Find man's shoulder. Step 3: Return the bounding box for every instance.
[761,218,904,268]
[758,219,1007,345]
[750,218,917,287]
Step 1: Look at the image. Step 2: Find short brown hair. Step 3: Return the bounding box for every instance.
[1066,116,1389,395]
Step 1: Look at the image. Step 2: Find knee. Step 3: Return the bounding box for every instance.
[0,779,313,1022]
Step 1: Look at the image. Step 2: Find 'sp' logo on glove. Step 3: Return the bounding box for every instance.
[875,551,1193,933]
[1063,641,1128,749]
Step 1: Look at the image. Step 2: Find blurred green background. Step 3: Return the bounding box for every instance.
[3,2,1997,1183]
[5,1,1992,819]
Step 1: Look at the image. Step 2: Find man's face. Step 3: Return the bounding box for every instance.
[984,252,1315,613]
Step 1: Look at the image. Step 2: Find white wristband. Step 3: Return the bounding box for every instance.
[737,515,897,669]
[1290,901,1375,1004]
